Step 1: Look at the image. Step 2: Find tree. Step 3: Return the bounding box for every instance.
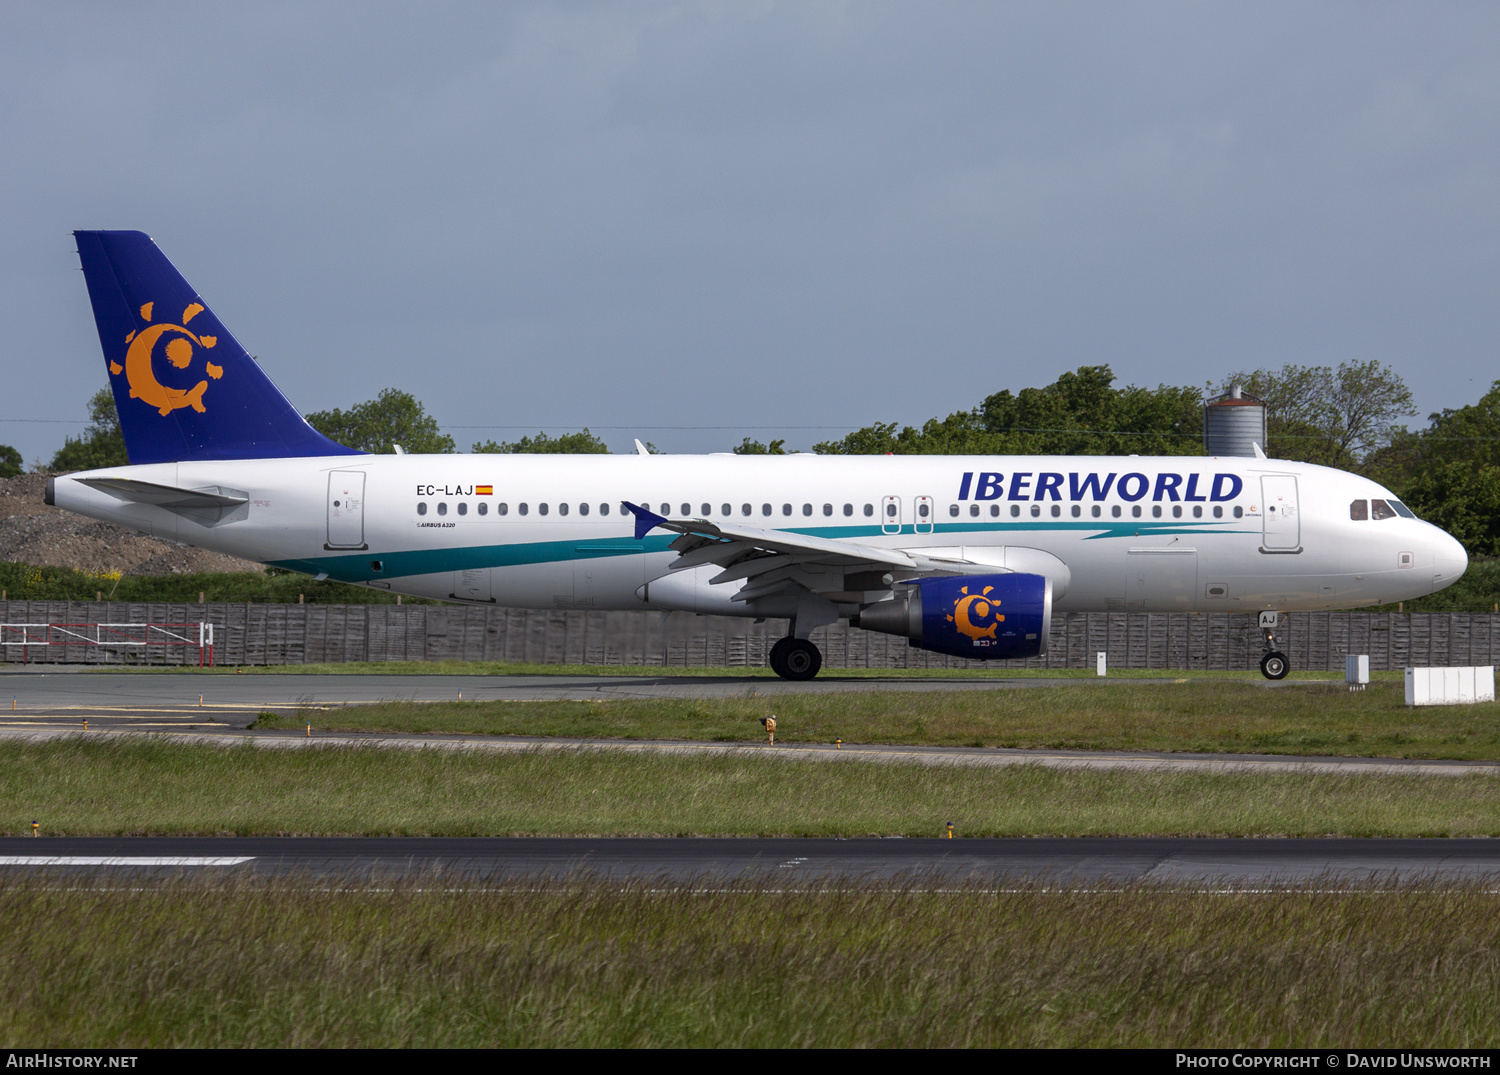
[0,444,21,479]
[305,389,455,454]
[50,388,129,471]
[732,437,787,455]
[1390,379,1500,555]
[472,429,610,454]
[813,366,1204,456]
[1215,361,1414,467]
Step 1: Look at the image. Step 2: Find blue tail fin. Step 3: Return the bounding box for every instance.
[73,230,362,464]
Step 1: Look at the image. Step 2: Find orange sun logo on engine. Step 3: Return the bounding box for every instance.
[109,301,222,415]
[948,584,1004,641]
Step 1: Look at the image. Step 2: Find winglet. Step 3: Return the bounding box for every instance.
[1251,441,1267,459]
[622,500,668,540]
[634,438,651,456]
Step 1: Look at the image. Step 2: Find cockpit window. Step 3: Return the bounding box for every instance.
[1349,499,1368,521]
[1371,499,1398,521]
[1390,500,1416,519]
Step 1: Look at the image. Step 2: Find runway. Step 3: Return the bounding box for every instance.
[0,669,1176,724]
[2,836,1499,885]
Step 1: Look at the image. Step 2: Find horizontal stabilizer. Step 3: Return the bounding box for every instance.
[77,477,248,511]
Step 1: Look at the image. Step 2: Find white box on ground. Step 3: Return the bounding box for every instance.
[1096,652,1107,677]
[1404,666,1496,706]
[1345,654,1369,685]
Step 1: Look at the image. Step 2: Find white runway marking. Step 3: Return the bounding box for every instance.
[0,856,254,866]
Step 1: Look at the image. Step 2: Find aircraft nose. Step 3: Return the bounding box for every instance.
[1430,526,1468,587]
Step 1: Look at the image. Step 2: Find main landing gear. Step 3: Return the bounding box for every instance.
[1259,611,1290,680]
[769,637,823,681]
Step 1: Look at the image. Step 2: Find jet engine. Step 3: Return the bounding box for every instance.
[854,573,1052,660]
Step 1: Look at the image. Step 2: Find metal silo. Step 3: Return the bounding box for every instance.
[1203,385,1267,457]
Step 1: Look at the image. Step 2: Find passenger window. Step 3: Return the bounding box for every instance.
[970,504,980,518]
[478,502,488,516]
[681,503,691,516]
[660,503,670,516]
[886,503,897,518]
[458,502,468,516]
[1152,505,1162,518]
[559,503,569,516]
[1030,504,1041,518]
[1212,506,1221,518]
[599,503,609,516]
[579,503,589,516]
[1071,505,1081,518]
[844,504,854,516]
[701,503,711,516]
[539,503,549,516]
[823,504,833,516]
[1050,505,1060,517]
[722,504,732,516]
[1350,499,1368,521]
[1233,506,1243,518]
[1132,505,1142,518]
[417,502,427,516]
[1371,499,1397,520]
[519,503,528,516]
[781,504,791,516]
[1112,505,1122,518]
[802,504,812,516]
[743,504,752,516]
[918,503,930,518]
[1191,506,1201,518]
[498,503,509,516]
[1091,505,1101,518]
[437,503,448,516]
[990,504,1000,517]
[1011,505,1020,517]
[949,504,960,517]
[1172,505,1182,518]
[864,504,874,517]
[763,504,772,516]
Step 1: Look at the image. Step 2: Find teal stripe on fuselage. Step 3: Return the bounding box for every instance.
[269,520,1260,583]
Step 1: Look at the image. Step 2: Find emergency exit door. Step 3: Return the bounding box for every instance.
[326,471,366,550]
[881,495,902,535]
[1260,475,1300,551]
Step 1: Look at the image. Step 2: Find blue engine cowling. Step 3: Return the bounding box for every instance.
[855,573,1052,661]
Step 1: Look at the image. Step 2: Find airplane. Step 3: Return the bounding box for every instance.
[45,230,1469,680]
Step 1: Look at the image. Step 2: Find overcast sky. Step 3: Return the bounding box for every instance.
[2,1,1498,461]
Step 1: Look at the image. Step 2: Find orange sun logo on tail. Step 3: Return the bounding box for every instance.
[948,584,1004,641]
[111,301,222,415]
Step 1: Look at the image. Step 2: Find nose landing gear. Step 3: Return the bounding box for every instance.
[769,637,822,681]
[1259,611,1290,680]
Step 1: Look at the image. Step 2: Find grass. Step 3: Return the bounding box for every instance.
[0,873,1497,1046]
[253,678,1500,760]
[6,739,1500,837]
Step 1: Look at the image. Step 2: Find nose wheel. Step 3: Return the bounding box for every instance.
[1260,651,1290,680]
[769,637,823,681]
[1258,611,1291,680]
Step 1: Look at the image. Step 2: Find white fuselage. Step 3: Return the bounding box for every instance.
[51,453,1468,615]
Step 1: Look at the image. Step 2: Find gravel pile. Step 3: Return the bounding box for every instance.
[0,474,265,575]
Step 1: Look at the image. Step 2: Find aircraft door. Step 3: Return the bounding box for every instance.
[1261,476,1301,550]
[914,496,934,534]
[326,471,366,550]
[881,496,902,535]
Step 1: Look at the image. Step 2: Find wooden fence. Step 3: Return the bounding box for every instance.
[2,602,1497,671]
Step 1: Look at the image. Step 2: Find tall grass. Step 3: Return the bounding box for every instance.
[0,874,1496,1046]
[4,739,1499,837]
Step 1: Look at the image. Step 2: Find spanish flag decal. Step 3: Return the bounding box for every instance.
[475,485,493,496]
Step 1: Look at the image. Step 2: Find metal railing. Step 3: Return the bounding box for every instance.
[0,622,216,665]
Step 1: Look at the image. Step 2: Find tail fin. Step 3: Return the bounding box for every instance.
[73,230,361,464]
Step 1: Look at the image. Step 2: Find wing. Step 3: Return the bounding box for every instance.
[622,501,971,605]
